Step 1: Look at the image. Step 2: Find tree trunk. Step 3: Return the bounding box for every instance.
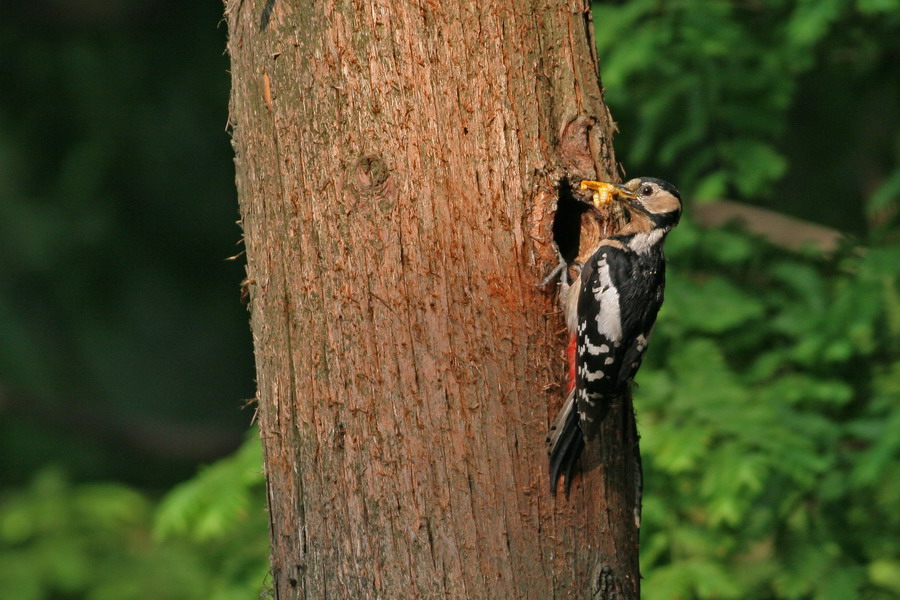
[226,0,640,598]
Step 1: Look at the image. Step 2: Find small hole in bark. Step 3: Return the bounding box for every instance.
[553,177,588,267]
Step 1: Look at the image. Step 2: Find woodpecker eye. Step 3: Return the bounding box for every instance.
[640,185,654,196]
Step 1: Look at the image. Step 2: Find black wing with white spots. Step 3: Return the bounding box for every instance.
[574,241,665,440]
[548,237,667,495]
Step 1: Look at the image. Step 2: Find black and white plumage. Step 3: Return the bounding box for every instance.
[548,177,682,495]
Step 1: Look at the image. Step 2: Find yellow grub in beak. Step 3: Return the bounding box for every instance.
[579,180,636,209]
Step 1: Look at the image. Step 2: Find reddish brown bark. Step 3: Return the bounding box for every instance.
[226,0,639,597]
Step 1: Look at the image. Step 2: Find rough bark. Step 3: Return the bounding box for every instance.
[226,0,640,598]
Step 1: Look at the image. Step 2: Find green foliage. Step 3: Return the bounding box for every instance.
[592,6,900,592]
[594,0,900,222]
[155,431,265,543]
[636,220,900,599]
[0,432,270,600]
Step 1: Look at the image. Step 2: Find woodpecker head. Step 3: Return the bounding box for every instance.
[619,177,682,230]
[579,177,682,231]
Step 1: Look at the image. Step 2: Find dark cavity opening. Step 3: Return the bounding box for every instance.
[553,177,588,267]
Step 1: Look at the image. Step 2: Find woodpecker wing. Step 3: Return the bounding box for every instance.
[574,240,665,440]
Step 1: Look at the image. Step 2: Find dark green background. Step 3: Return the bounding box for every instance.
[1,2,253,488]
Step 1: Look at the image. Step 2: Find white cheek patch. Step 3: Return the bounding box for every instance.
[647,194,681,215]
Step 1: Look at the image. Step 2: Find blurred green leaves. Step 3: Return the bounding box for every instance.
[0,468,195,600]
[636,220,900,599]
[594,0,900,228]
[155,431,265,543]
[0,433,269,600]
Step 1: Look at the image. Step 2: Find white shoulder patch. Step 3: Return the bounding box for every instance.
[627,229,665,254]
[593,255,622,343]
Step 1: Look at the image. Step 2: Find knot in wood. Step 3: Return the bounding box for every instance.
[590,562,617,600]
[352,155,391,196]
[559,114,599,179]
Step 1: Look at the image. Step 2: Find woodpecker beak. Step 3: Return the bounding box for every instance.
[578,180,637,209]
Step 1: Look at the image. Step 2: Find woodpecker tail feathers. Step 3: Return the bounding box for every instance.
[547,390,585,496]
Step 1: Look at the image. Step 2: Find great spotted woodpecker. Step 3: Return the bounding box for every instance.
[548,177,682,495]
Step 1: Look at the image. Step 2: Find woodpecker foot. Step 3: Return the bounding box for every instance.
[538,259,567,288]
[539,256,580,288]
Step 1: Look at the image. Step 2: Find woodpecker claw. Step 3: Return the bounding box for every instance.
[538,259,567,288]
